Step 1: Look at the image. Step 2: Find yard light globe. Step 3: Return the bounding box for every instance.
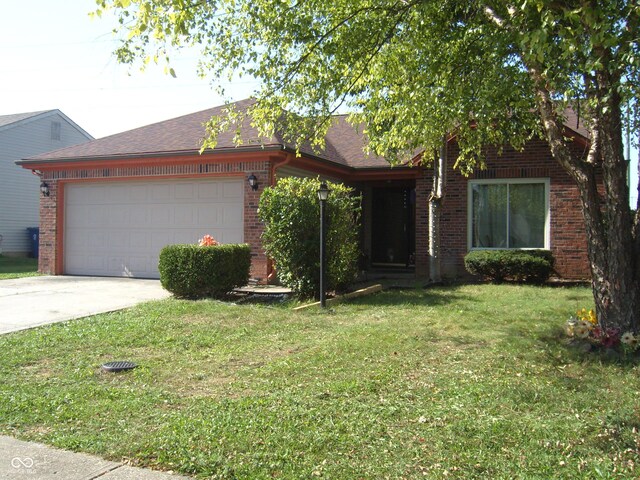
[317,182,330,201]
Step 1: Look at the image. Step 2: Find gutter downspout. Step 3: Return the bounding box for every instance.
[269,151,295,186]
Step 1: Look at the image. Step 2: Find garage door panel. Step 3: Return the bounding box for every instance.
[150,205,171,224]
[88,186,107,203]
[65,255,85,272]
[151,184,171,201]
[151,232,173,250]
[198,206,222,224]
[129,185,148,202]
[108,206,129,226]
[127,256,151,274]
[65,186,85,204]
[130,231,150,249]
[223,205,243,225]
[87,206,107,227]
[65,178,244,278]
[172,230,198,244]
[221,231,243,244]
[174,206,195,226]
[107,185,129,203]
[92,231,108,249]
[65,205,87,228]
[223,181,242,198]
[107,256,126,274]
[86,255,107,271]
[108,231,129,249]
[175,183,195,199]
[65,228,87,250]
[130,206,149,226]
[198,182,219,199]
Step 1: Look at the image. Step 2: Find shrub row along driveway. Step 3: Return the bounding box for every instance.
[0,276,169,334]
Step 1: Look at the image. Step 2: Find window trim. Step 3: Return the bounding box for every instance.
[467,178,551,250]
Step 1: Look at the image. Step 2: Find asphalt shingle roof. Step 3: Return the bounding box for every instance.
[22,99,390,168]
[22,99,590,169]
[0,110,52,129]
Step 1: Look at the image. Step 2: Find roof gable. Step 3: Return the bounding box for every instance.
[0,109,93,139]
[0,111,52,131]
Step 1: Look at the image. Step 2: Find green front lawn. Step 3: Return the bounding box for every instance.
[0,255,39,279]
[1,284,638,479]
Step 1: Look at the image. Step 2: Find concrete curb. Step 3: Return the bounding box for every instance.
[0,435,190,480]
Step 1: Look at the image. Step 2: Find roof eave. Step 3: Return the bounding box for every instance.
[17,144,287,167]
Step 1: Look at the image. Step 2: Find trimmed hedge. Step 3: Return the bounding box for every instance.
[464,249,555,283]
[158,243,251,298]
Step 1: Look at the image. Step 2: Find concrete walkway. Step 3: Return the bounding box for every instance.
[0,436,190,479]
[0,276,170,334]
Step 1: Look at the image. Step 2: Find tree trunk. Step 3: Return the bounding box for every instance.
[429,138,447,283]
[530,68,640,332]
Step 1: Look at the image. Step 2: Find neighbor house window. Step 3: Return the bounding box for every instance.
[468,179,549,249]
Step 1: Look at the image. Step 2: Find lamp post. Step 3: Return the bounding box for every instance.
[317,182,330,308]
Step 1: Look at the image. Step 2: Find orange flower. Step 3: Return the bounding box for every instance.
[198,234,219,246]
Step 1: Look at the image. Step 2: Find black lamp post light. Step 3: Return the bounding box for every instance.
[40,181,50,197]
[317,182,330,308]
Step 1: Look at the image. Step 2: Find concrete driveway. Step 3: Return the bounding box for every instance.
[0,276,171,335]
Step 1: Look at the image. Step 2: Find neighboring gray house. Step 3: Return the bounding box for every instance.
[0,110,92,255]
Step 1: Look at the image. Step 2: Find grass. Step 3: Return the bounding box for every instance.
[0,255,39,279]
[1,284,639,479]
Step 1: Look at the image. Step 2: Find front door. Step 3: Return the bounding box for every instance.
[371,187,415,266]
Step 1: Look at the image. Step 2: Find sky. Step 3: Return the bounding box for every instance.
[1,0,638,207]
[0,0,258,138]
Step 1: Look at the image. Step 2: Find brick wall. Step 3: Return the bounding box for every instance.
[38,181,58,275]
[414,170,431,276]
[437,139,591,279]
[36,141,593,282]
[38,156,271,281]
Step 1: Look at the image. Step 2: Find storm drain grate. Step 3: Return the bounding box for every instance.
[101,361,138,373]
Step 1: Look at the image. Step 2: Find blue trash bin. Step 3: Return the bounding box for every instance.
[26,227,39,258]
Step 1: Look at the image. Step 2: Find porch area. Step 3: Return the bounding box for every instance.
[357,178,426,278]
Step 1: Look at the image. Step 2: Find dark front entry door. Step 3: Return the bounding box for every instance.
[371,187,415,266]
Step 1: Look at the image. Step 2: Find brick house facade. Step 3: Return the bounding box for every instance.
[430,138,590,279]
[19,99,592,281]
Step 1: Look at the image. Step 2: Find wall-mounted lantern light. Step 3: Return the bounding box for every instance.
[40,181,50,197]
[247,174,258,191]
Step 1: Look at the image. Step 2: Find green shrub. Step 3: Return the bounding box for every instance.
[158,243,251,298]
[258,177,361,297]
[464,249,555,283]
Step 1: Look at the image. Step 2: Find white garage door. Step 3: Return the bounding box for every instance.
[64,178,244,278]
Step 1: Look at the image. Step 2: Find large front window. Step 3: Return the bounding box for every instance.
[469,179,549,249]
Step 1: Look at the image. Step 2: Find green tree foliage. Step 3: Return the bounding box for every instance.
[258,177,361,297]
[96,0,640,330]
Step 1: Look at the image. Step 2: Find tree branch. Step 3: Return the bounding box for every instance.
[299,3,412,150]
[278,0,420,90]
